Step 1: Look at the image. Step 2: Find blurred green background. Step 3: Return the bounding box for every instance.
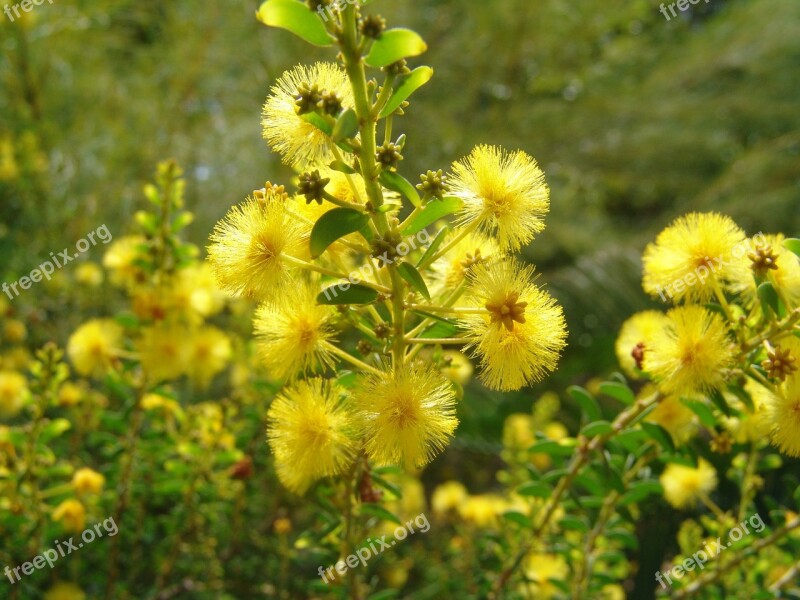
[1,0,798,477]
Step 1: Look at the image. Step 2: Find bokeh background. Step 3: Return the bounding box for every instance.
[1,0,798,595]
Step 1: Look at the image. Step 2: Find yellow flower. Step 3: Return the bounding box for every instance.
[461,259,567,391]
[72,467,105,495]
[207,194,303,300]
[753,369,800,457]
[642,305,733,395]
[642,212,747,303]
[503,414,534,451]
[646,393,697,446]
[52,499,86,533]
[103,235,146,288]
[521,552,568,599]
[44,582,86,600]
[185,326,232,388]
[67,320,122,378]
[168,263,228,320]
[136,324,190,382]
[439,350,474,385]
[262,62,354,168]
[0,371,28,418]
[615,310,670,379]
[432,480,468,515]
[57,382,84,407]
[727,233,800,308]
[660,459,718,509]
[3,319,27,343]
[353,364,458,469]
[431,232,500,292]
[74,262,104,287]
[450,145,550,252]
[458,494,506,527]
[253,283,336,379]
[267,378,357,494]
[141,392,184,420]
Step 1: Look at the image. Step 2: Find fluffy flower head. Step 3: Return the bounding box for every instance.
[660,459,718,509]
[67,319,122,378]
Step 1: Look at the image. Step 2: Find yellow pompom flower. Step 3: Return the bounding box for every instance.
[57,382,84,407]
[253,283,336,379]
[72,467,105,495]
[353,364,458,469]
[461,259,567,391]
[450,145,550,252]
[615,310,670,378]
[52,499,86,533]
[169,263,227,319]
[457,494,506,527]
[753,373,800,457]
[207,194,303,300]
[645,393,697,446]
[439,350,474,385]
[136,324,190,383]
[103,235,146,288]
[0,371,28,418]
[74,262,104,287]
[267,378,356,494]
[67,320,122,378]
[44,582,86,600]
[660,459,718,509]
[262,62,354,168]
[185,326,232,389]
[642,305,734,395]
[521,552,568,600]
[727,233,800,308]
[642,212,747,303]
[432,480,468,515]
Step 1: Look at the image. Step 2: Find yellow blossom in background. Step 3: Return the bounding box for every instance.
[168,263,227,320]
[262,62,354,168]
[439,350,474,385]
[0,371,28,418]
[462,259,567,391]
[141,392,184,420]
[431,232,499,292]
[503,414,534,451]
[103,235,146,288]
[57,382,84,407]
[643,305,733,395]
[646,393,697,446]
[267,378,356,494]
[615,310,670,378]
[207,194,303,300]
[185,326,232,388]
[753,374,800,457]
[52,499,86,533]
[432,480,468,515]
[74,262,104,287]
[727,233,800,307]
[136,324,190,382]
[660,459,718,509]
[44,582,86,600]
[520,552,568,599]
[72,467,105,495]
[354,363,458,469]
[642,212,747,303]
[457,494,506,527]
[253,283,336,379]
[67,319,122,378]
[450,145,549,252]
[3,319,27,343]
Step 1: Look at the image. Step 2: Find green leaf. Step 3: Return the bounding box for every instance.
[365,28,428,68]
[367,591,400,600]
[379,66,434,118]
[757,281,782,317]
[620,481,663,506]
[529,439,574,457]
[332,108,358,142]
[599,381,635,406]
[40,419,71,443]
[606,528,639,550]
[415,226,448,268]
[517,481,552,498]
[708,389,732,417]
[301,111,333,135]
[682,398,717,428]
[558,515,589,533]
[402,196,463,236]
[396,262,431,300]
[256,0,335,47]
[370,473,402,497]
[379,170,421,208]
[502,511,532,528]
[360,503,402,525]
[581,420,614,438]
[329,160,356,174]
[310,208,370,258]
[783,238,800,258]
[568,385,601,422]
[317,284,379,305]
[640,422,675,452]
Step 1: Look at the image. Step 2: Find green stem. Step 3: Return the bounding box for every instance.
[321,341,383,377]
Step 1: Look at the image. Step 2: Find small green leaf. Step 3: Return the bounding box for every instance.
[558,515,589,533]
[397,262,430,300]
[757,281,782,317]
[599,381,635,406]
[708,388,732,417]
[365,28,428,68]
[40,419,72,443]
[581,420,614,438]
[568,386,601,422]
[502,511,532,528]
[402,196,463,236]
[415,226,448,268]
[517,481,552,498]
[379,170,421,208]
[329,160,356,174]
[783,238,800,258]
[301,111,333,135]
[360,503,402,525]
[641,422,675,452]
[607,528,639,550]
[310,208,369,258]
[256,0,335,47]
[379,66,434,118]
[317,284,379,305]
[529,439,574,457]
[332,108,358,142]
[620,481,663,506]
[682,399,717,428]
